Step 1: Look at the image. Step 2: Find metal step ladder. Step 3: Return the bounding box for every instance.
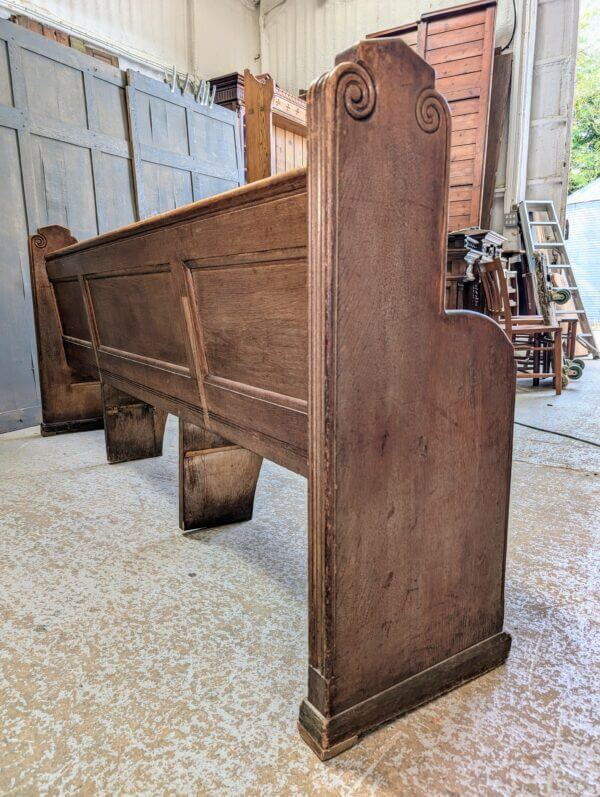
[518,200,599,358]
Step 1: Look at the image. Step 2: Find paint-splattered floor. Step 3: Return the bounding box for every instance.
[1,365,598,795]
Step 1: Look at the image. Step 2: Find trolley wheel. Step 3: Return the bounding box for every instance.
[566,363,583,380]
[562,374,570,388]
[551,287,571,305]
[571,358,586,370]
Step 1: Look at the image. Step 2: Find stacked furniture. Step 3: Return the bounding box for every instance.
[446,228,505,310]
[478,259,565,394]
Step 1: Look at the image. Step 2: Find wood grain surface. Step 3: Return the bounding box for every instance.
[30,35,514,760]
[28,226,103,435]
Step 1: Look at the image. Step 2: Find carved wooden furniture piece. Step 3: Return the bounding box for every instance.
[446,230,482,309]
[212,69,307,183]
[29,228,104,435]
[29,39,514,759]
[243,70,307,182]
[446,227,505,310]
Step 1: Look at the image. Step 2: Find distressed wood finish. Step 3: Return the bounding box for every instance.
[1,17,136,432]
[28,226,103,435]
[32,38,514,759]
[481,49,513,229]
[126,69,244,219]
[301,37,514,759]
[44,170,309,474]
[102,383,167,464]
[179,421,262,531]
[3,17,244,433]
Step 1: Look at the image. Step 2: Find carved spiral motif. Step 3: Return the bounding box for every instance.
[415,89,443,133]
[32,232,48,249]
[338,63,376,120]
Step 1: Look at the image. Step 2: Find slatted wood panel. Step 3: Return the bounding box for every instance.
[24,47,136,238]
[214,71,308,183]
[372,22,420,52]
[270,80,308,176]
[0,60,35,427]
[422,2,496,231]
[0,18,135,431]
[0,31,39,432]
[369,0,497,231]
[0,18,244,431]
[127,71,244,218]
[273,124,307,174]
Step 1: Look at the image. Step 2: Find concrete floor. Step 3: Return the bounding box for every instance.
[1,365,599,796]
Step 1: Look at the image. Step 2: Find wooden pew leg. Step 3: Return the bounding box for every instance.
[179,420,262,531]
[102,384,167,464]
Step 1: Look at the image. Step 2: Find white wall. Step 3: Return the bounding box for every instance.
[489,0,579,235]
[0,0,260,79]
[526,0,579,214]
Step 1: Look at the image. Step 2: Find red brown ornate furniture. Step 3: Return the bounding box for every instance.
[212,69,308,184]
[243,70,307,182]
[29,38,515,759]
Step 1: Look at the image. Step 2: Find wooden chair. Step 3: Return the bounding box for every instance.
[478,258,563,394]
[501,251,579,366]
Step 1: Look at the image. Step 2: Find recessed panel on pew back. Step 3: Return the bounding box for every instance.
[51,273,98,382]
[45,170,309,474]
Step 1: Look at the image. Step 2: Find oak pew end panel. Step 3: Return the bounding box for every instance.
[301,38,515,758]
[35,37,514,759]
[29,229,170,464]
[28,227,104,436]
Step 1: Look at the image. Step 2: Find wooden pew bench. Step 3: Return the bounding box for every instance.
[28,38,515,760]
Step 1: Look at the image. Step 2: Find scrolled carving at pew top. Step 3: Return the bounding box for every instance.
[339,62,376,120]
[316,61,376,121]
[31,232,48,249]
[415,87,445,134]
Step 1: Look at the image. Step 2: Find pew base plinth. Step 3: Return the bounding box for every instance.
[297,722,359,761]
[298,632,512,760]
[40,416,104,437]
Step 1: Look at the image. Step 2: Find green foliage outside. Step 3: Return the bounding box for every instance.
[569,0,600,193]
